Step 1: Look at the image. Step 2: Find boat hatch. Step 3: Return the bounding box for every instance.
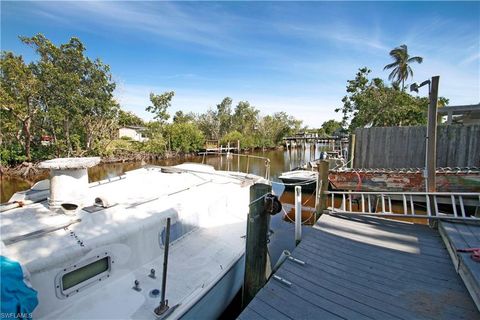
[55,252,112,299]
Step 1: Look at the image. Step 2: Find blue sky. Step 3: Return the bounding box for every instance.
[2,1,479,128]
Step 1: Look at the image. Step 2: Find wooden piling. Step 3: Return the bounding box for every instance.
[242,182,272,307]
[427,76,439,228]
[348,134,356,168]
[315,160,329,220]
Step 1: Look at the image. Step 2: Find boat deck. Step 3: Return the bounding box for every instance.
[239,214,479,319]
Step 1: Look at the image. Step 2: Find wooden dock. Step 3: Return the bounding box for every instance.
[439,221,480,310]
[239,214,479,319]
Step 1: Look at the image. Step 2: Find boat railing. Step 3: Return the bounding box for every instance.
[325,190,480,222]
[198,151,271,180]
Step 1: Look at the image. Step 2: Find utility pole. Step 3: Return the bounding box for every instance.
[426,76,439,228]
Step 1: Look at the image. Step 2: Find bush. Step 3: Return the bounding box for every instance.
[0,144,27,166]
[221,131,255,149]
[168,122,204,153]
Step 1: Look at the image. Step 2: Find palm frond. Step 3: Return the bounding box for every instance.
[383,62,398,70]
[407,56,423,64]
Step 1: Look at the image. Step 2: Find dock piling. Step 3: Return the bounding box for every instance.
[242,182,272,308]
[315,160,329,220]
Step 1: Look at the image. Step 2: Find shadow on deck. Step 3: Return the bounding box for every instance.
[239,214,479,320]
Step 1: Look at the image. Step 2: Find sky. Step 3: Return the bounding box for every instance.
[1,1,479,128]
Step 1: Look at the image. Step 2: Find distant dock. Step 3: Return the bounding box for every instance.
[239,214,479,319]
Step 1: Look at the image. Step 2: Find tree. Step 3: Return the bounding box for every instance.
[0,52,41,160]
[146,91,174,123]
[20,34,118,157]
[383,44,423,90]
[173,110,194,124]
[255,112,302,147]
[217,97,233,137]
[197,109,220,140]
[232,101,259,135]
[167,122,204,153]
[336,67,448,132]
[321,120,342,136]
[118,109,144,127]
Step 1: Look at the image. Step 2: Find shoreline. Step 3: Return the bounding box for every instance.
[0,146,283,180]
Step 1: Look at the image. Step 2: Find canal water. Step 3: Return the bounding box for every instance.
[1,145,329,209]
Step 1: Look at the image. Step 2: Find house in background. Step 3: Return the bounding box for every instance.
[438,103,480,125]
[118,126,148,142]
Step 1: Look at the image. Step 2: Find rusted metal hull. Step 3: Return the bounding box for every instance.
[329,168,480,192]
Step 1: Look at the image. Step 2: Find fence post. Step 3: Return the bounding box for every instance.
[315,160,329,221]
[242,182,272,308]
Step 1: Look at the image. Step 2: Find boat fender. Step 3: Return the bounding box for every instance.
[264,194,282,215]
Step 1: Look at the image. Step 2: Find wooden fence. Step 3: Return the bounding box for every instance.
[354,125,480,168]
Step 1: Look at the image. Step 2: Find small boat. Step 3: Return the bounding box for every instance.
[0,158,266,319]
[279,152,346,191]
[278,170,317,191]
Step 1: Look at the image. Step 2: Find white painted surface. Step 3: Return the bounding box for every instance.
[1,163,263,319]
[119,127,147,142]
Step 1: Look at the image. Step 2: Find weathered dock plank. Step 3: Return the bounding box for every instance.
[439,221,480,311]
[239,214,479,319]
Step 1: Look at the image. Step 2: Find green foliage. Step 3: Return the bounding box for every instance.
[196,109,220,140]
[254,112,301,147]
[383,44,423,90]
[217,97,233,137]
[167,122,204,153]
[173,110,195,124]
[140,122,166,154]
[0,51,41,160]
[321,120,342,136]
[336,67,448,132]
[118,109,144,127]
[1,34,304,163]
[146,91,174,123]
[0,144,27,166]
[232,101,259,134]
[102,139,141,157]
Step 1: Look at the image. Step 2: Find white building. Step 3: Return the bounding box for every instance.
[118,126,147,142]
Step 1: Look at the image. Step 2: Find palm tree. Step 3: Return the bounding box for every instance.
[384,44,423,90]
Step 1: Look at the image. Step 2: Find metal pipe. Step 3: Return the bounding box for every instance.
[295,186,302,245]
[272,250,291,273]
[154,217,171,316]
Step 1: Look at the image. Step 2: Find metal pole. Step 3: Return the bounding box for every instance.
[154,217,171,316]
[237,139,240,172]
[295,186,302,245]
